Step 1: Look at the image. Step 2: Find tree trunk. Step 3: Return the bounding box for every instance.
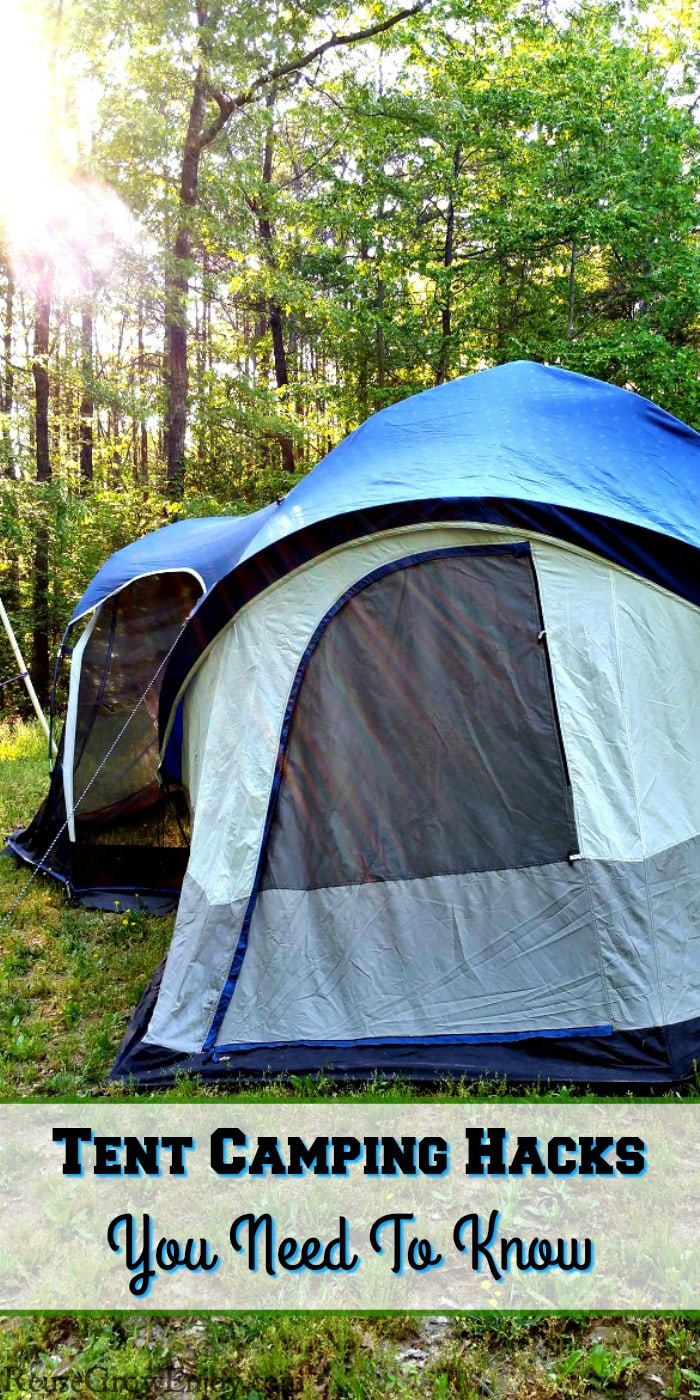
[267,305,295,474]
[374,197,387,393]
[2,269,15,475]
[494,242,509,363]
[1,271,20,609]
[138,302,148,483]
[3,270,13,414]
[33,274,51,483]
[566,240,577,340]
[164,61,206,497]
[79,303,94,486]
[258,102,295,474]
[436,146,461,385]
[32,265,52,705]
[376,278,386,389]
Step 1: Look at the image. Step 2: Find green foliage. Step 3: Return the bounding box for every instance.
[0,480,182,705]
[554,1339,637,1388]
[312,2,700,401]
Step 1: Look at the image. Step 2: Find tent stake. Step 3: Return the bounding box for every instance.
[0,596,56,757]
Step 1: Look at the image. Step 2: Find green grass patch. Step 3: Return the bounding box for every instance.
[0,718,48,833]
[0,1313,699,1399]
[0,720,173,1096]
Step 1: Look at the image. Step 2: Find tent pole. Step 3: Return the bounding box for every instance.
[0,596,56,757]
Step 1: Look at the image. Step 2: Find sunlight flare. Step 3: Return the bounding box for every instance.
[0,1,136,294]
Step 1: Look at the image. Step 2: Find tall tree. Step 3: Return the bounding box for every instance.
[162,0,428,494]
[79,296,94,485]
[252,90,296,474]
[31,256,53,703]
[0,259,16,476]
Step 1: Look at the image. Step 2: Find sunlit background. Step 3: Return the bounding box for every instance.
[0,1,134,293]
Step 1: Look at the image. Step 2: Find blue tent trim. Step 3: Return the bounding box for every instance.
[4,834,71,887]
[209,1025,615,1056]
[69,505,280,625]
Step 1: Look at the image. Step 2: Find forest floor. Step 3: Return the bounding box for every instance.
[1,719,700,1398]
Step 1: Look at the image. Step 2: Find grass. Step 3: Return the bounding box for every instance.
[2,719,700,1396]
[0,1312,699,1399]
[0,720,172,1096]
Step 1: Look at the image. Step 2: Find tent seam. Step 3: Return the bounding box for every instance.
[69,567,206,627]
[211,1025,615,1055]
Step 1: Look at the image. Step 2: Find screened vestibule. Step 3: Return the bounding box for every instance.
[9,571,200,908]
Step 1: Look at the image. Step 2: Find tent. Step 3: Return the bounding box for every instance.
[8,510,278,910]
[12,360,700,1085]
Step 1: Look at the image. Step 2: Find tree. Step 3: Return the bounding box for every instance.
[160,0,430,494]
[310,2,700,413]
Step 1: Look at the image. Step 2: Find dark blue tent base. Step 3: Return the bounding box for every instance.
[111,969,700,1088]
[6,834,183,913]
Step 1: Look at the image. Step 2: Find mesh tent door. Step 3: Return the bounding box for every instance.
[210,544,607,1054]
[9,571,201,908]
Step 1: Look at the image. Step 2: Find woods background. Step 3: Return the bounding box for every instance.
[1,0,698,708]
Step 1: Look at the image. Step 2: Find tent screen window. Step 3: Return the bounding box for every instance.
[262,546,578,891]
